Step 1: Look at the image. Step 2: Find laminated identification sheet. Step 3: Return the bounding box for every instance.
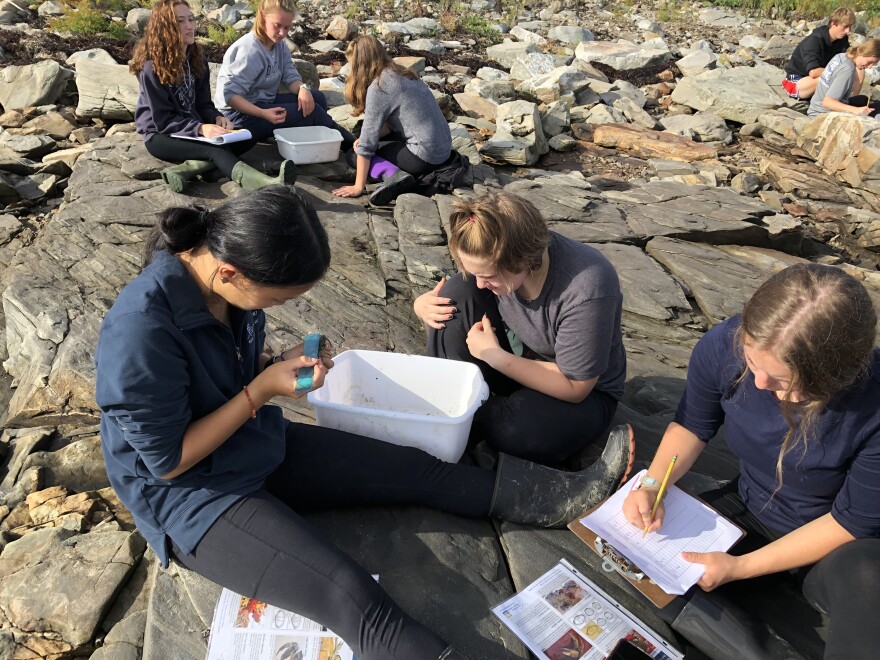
[579,470,743,595]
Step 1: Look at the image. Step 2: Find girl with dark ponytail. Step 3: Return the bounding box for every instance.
[95,186,634,660]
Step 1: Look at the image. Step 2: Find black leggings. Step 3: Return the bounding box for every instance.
[426,274,617,465]
[667,480,880,659]
[171,423,495,660]
[144,132,255,178]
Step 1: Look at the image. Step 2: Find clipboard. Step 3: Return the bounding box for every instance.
[567,493,746,608]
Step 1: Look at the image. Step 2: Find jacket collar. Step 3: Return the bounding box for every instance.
[147,250,221,329]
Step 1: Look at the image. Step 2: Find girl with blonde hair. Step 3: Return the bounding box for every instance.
[414,191,628,466]
[622,263,880,659]
[215,0,354,146]
[808,38,880,116]
[131,0,293,192]
[332,35,454,206]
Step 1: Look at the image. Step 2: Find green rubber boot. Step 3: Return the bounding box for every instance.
[160,160,215,194]
[231,160,297,190]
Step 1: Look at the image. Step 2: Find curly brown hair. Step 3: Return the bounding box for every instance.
[130,0,205,85]
[344,34,418,117]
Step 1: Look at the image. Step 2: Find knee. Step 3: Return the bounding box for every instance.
[817,539,880,600]
[310,89,328,109]
[438,274,481,305]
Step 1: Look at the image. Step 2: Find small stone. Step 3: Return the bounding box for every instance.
[393,57,426,74]
[731,172,761,194]
[549,133,578,152]
[326,15,358,41]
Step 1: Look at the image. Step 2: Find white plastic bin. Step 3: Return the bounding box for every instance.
[307,350,490,463]
[274,126,343,164]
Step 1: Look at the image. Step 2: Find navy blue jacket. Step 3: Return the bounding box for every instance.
[134,57,222,141]
[785,25,850,77]
[675,317,880,540]
[96,251,287,566]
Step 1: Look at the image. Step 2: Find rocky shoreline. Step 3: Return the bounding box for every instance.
[1,1,879,658]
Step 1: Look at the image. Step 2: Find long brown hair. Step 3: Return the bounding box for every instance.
[736,264,876,491]
[253,0,298,48]
[344,35,418,116]
[447,192,549,281]
[130,0,205,84]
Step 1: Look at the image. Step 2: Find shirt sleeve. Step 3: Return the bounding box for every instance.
[831,427,880,539]
[553,296,617,381]
[138,63,202,137]
[220,43,262,102]
[280,42,302,89]
[673,323,732,442]
[96,311,192,480]
[801,32,826,72]
[354,82,391,159]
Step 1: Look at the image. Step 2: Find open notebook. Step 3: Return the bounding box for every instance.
[171,128,252,145]
[577,470,744,597]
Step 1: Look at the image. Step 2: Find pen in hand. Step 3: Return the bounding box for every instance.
[643,454,677,538]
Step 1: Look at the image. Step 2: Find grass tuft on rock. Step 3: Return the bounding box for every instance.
[207,23,239,45]
[48,8,130,39]
[709,0,878,21]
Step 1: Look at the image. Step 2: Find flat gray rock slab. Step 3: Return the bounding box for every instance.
[143,562,215,660]
[646,238,805,325]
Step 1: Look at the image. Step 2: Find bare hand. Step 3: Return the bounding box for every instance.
[353,138,360,151]
[262,107,287,124]
[622,487,664,534]
[200,123,230,138]
[215,116,235,130]
[413,279,455,329]
[332,185,365,198]
[683,551,742,591]
[297,87,315,117]
[854,105,873,116]
[466,314,501,361]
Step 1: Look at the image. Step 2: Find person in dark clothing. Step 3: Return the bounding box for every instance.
[623,264,880,660]
[131,0,296,193]
[95,186,635,660]
[782,7,855,100]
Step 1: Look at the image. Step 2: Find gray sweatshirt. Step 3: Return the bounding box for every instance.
[214,32,301,112]
[354,69,451,165]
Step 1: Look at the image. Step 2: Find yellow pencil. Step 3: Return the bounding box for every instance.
[643,454,678,537]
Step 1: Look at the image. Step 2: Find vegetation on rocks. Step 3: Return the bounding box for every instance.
[48,8,130,38]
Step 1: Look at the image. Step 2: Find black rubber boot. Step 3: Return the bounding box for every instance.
[369,169,417,206]
[671,589,804,660]
[489,424,635,528]
[160,160,215,193]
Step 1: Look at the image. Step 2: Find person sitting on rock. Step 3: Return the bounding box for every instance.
[808,39,880,117]
[782,7,855,100]
[413,192,626,468]
[131,0,295,193]
[622,263,880,660]
[214,0,355,149]
[95,185,635,660]
[332,35,457,207]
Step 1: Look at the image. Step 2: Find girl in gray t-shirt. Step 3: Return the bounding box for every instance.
[808,40,880,117]
[414,192,627,465]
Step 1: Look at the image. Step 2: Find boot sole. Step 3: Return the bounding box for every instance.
[368,172,416,206]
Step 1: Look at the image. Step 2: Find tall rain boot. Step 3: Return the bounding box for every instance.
[489,424,635,528]
[231,160,297,190]
[160,160,215,193]
[369,169,417,207]
[671,589,804,660]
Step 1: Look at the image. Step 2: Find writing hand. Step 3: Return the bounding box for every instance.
[200,123,230,138]
[623,487,665,533]
[413,279,455,329]
[682,550,742,591]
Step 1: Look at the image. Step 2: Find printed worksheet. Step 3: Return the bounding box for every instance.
[579,470,743,595]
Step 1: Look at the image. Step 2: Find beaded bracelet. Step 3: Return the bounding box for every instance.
[242,385,257,419]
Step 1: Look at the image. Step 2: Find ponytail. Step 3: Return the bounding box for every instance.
[142,207,212,266]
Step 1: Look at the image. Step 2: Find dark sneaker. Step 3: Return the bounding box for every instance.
[368,170,416,206]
